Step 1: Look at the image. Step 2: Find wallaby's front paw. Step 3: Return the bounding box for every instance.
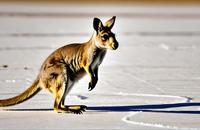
[88,82,93,91]
[88,79,97,91]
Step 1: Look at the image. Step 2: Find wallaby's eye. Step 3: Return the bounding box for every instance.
[101,34,109,41]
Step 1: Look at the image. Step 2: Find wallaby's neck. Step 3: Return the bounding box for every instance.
[87,32,97,48]
[86,32,105,52]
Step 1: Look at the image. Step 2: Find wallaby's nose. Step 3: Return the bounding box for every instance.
[113,42,119,50]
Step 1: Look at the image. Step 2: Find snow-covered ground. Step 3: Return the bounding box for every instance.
[0,3,200,129]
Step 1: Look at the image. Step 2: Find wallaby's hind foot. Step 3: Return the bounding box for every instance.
[67,105,87,111]
[54,105,87,114]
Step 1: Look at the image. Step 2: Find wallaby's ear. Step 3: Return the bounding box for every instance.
[105,16,116,29]
[93,17,103,33]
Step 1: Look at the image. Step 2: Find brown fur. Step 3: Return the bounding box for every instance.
[0,16,118,114]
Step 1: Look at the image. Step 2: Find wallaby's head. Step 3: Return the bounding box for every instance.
[93,16,119,50]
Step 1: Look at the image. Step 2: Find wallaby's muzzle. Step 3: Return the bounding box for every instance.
[112,41,119,50]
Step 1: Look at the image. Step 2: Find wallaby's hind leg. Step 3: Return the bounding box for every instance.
[53,75,87,114]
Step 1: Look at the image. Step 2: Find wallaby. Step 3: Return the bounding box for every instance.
[0,16,118,114]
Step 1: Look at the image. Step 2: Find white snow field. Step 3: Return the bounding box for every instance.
[0,3,200,130]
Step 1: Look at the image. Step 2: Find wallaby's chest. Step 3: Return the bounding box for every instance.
[91,49,106,70]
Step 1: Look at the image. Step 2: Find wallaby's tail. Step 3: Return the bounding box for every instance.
[0,78,41,107]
